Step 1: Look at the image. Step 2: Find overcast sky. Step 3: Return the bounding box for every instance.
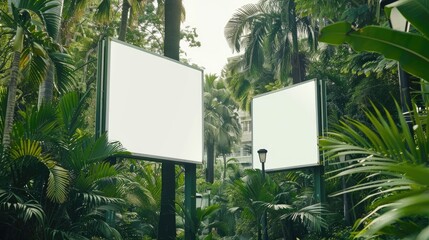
[181,0,257,75]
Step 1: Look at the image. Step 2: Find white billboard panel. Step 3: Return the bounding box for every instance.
[100,39,203,164]
[252,80,320,171]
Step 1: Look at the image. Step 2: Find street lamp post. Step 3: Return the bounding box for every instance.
[258,149,269,240]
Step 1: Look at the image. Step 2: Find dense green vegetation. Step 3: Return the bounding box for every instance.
[0,0,428,239]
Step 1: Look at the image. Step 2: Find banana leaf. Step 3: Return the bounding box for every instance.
[319,22,429,81]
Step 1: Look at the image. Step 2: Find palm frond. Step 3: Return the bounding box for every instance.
[284,203,327,232]
[14,0,61,39]
[10,139,70,203]
[75,162,118,191]
[49,52,77,94]
[13,104,58,142]
[77,192,124,207]
[224,3,262,52]
[46,164,69,203]
[56,91,88,135]
[0,191,45,225]
[321,103,429,237]
[94,0,112,23]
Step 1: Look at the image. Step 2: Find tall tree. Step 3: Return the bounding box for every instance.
[36,0,76,109]
[158,0,181,239]
[1,0,61,148]
[118,0,131,41]
[204,74,241,183]
[224,0,316,85]
[228,169,326,239]
[118,0,146,41]
[223,56,276,111]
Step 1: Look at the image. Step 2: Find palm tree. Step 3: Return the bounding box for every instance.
[0,88,129,239]
[0,0,62,148]
[36,0,76,108]
[37,0,62,107]
[222,57,276,111]
[204,74,241,183]
[0,89,69,239]
[118,0,148,41]
[224,0,316,85]
[119,162,162,238]
[227,169,326,239]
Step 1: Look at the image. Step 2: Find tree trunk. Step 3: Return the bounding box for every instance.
[206,142,215,183]
[286,220,296,240]
[342,176,351,225]
[118,0,130,41]
[257,215,262,240]
[163,0,181,60]
[158,0,181,239]
[280,220,287,240]
[222,154,227,181]
[290,0,302,84]
[3,26,24,149]
[158,162,176,240]
[38,63,55,108]
[3,50,20,148]
[38,0,63,107]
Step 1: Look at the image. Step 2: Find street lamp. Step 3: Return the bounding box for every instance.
[258,149,267,178]
[196,193,203,209]
[257,149,268,240]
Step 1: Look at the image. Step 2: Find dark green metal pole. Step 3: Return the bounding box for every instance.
[315,79,327,203]
[158,0,181,239]
[313,166,325,203]
[185,163,197,240]
[262,162,268,240]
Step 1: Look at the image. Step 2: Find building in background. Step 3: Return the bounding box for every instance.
[218,110,252,168]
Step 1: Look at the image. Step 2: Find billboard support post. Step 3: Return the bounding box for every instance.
[313,166,325,203]
[315,78,327,203]
[184,163,197,240]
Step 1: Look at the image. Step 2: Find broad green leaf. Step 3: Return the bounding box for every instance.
[319,22,429,81]
[318,21,350,44]
[47,165,69,203]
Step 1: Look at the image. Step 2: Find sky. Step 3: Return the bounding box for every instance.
[181,0,258,75]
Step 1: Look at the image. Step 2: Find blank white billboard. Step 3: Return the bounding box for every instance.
[99,39,203,164]
[252,80,320,171]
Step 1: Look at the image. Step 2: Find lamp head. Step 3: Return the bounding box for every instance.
[257,149,268,163]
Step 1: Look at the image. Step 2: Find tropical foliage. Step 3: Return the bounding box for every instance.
[224,0,316,84]
[319,0,429,82]
[318,0,429,239]
[204,74,241,183]
[227,169,326,239]
[0,90,128,239]
[1,0,428,238]
[321,104,429,239]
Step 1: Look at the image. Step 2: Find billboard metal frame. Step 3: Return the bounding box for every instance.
[251,79,327,172]
[96,38,204,164]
